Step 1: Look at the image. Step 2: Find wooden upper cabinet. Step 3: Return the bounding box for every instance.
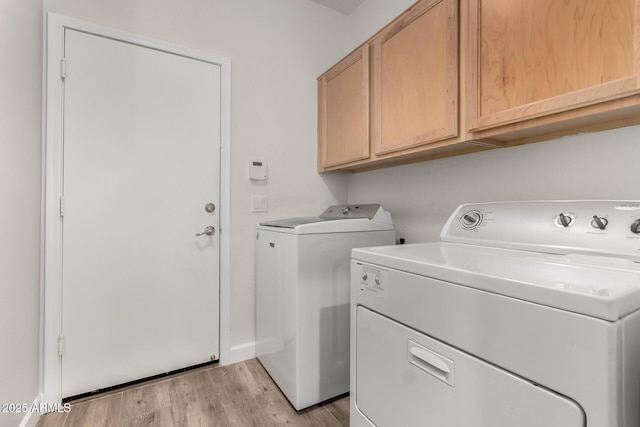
[317,46,370,169]
[371,0,459,155]
[468,0,640,139]
[317,0,640,172]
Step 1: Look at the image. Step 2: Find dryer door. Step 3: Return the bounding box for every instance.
[354,307,585,427]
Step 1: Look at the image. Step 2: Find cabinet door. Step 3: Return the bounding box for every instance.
[469,0,640,133]
[371,0,459,155]
[317,46,370,170]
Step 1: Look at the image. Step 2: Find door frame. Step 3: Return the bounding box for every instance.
[41,12,232,404]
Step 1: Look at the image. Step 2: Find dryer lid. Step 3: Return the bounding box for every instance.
[352,242,640,321]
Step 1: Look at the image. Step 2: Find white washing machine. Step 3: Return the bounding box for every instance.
[256,204,395,410]
[351,201,640,427]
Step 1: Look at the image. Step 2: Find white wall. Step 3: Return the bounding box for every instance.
[345,0,640,245]
[346,0,415,47]
[0,2,348,414]
[0,1,43,426]
[348,128,640,242]
[41,0,349,362]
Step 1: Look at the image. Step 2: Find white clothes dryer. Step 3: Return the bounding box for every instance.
[351,201,640,427]
[256,204,395,410]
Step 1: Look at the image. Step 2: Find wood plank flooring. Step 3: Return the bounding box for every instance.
[37,359,350,427]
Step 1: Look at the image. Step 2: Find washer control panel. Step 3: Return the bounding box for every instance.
[443,201,640,262]
[320,204,381,220]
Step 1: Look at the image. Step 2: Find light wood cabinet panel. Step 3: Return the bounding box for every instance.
[317,46,370,169]
[468,0,640,141]
[372,0,459,155]
[316,0,490,173]
[317,0,640,172]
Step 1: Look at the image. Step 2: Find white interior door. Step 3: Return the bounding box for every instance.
[60,29,221,398]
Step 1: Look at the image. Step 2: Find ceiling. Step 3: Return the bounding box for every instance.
[310,0,365,15]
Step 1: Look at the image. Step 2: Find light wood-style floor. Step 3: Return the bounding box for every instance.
[37,358,350,427]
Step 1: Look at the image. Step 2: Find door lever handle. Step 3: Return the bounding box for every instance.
[196,226,215,236]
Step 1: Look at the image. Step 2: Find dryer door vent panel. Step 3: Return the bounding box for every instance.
[355,307,585,427]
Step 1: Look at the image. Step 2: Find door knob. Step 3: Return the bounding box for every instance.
[196,226,215,236]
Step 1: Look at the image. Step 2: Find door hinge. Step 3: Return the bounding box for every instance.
[58,335,64,356]
[60,59,67,80]
[59,195,64,218]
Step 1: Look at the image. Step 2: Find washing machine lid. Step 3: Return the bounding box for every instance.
[352,242,640,321]
[258,204,394,234]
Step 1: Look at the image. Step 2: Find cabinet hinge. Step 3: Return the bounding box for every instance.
[60,59,67,80]
[58,335,64,356]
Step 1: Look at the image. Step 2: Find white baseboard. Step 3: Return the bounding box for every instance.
[18,394,42,427]
[222,341,256,365]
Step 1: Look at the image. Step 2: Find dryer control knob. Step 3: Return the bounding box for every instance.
[361,271,368,281]
[461,211,482,230]
[591,216,608,230]
[631,219,640,234]
[557,213,573,228]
